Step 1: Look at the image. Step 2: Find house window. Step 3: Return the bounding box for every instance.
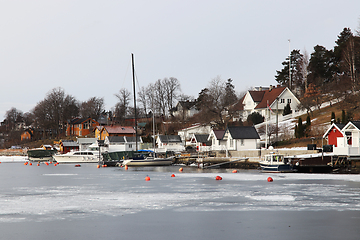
[280,99,285,103]
[287,99,291,103]
[230,139,233,148]
[240,139,244,146]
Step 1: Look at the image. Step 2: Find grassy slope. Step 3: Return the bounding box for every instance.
[277,102,350,148]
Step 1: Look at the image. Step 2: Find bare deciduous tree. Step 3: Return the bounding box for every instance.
[32,87,79,137]
[114,88,131,123]
[80,97,105,120]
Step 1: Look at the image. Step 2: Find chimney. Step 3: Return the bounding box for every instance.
[277,84,280,88]
[259,86,262,91]
[269,85,273,91]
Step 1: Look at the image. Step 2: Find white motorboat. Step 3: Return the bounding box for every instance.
[259,153,294,172]
[53,150,101,163]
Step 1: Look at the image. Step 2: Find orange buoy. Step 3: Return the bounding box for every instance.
[171,174,175,177]
[179,167,183,172]
[37,163,40,166]
[215,176,222,180]
[145,176,150,181]
[24,162,27,165]
[29,162,32,166]
[97,165,100,168]
[45,162,49,166]
[125,165,128,170]
[232,170,238,173]
[267,177,273,182]
[54,163,57,166]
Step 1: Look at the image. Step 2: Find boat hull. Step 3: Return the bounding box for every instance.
[53,155,100,163]
[122,157,174,166]
[28,156,54,162]
[259,162,294,172]
[27,149,57,162]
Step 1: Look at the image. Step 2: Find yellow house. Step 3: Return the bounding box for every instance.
[95,125,135,140]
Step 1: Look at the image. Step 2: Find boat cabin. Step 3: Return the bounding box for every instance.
[263,154,288,164]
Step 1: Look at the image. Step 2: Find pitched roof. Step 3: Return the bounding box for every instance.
[226,126,260,139]
[125,136,142,143]
[213,130,225,140]
[194,134,209,143]
[350,121,360,129]
[69,118,97,124]
[158,135,182,143]
[107,136,126,143]
[103,126,135,134]
[61,141,79,147]
[254,86,287,109]
[322,123,345,138]
[249,91,265,102]
[232,95,245,111]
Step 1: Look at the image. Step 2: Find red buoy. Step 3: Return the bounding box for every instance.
[232,170,238,173]
[37,163,40,166]
[267,177,273,182]
[75,164,81,167]
[179,167,183,172]
[125,165,128,170]
[215,176,222,180]
[145,176,150,181]
[171,174,175,177]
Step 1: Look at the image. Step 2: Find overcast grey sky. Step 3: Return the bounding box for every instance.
[1,0,359,119]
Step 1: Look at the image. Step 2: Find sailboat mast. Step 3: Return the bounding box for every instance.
[132,53,138,151]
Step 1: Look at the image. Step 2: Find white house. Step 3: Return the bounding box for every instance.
[170,101,199,120]
[156,135,184,152]
[104,136,143,152]
[208,130,226,151]
[177,124,212,146]
[76,137,97,151]
[189,134,210,151]
[222,126,260,151]
[333,121,360,156]
[232,85,300,121]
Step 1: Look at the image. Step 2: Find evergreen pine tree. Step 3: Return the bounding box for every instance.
[283,103,292,116]
[342,110,346,124]
[331,112,335,122]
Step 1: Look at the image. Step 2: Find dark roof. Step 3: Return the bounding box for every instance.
[125,136,142,143]
[194,134,209,143]
[226,126,260,139]
[107,136,126,143]
[213,130,225,140]
[350,121,360,129]
[69,118,96,124]
[158,135,182,143]
[249,91,265,102]
[335,123,346,130]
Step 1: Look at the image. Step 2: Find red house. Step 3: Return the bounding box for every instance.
[323,123,346,147]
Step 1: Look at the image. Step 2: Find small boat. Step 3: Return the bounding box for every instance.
[259,154,294,172]
[27,147,57,162]
[53,150,101,163]
[122,150,174,166]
